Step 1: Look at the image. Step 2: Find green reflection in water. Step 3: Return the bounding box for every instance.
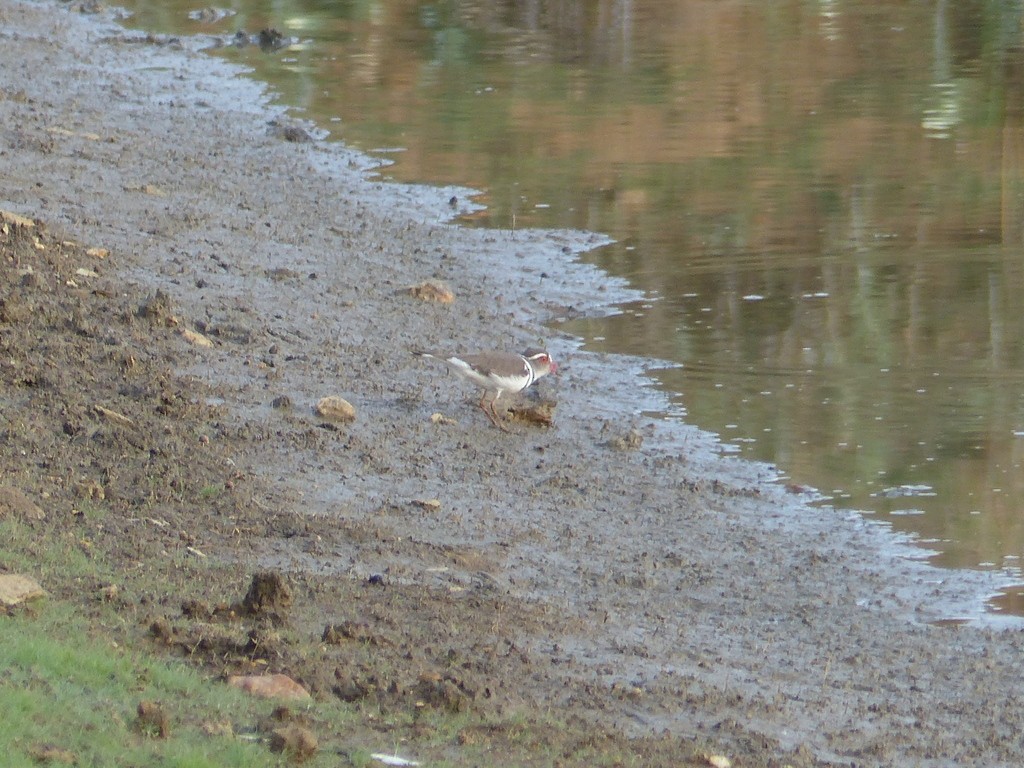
[119,0,1024,600]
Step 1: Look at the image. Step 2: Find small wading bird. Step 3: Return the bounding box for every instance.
[415,349,557,431]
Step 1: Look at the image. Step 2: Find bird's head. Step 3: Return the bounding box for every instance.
[525,350,557,378]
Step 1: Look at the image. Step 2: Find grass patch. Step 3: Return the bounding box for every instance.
[0,517,663,768]
[199,484,224,499]
[0,601,277,768]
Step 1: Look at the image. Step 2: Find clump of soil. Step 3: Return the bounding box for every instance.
[241,571,292,618]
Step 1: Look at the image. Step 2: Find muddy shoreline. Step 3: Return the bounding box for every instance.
[3,1,1024,765]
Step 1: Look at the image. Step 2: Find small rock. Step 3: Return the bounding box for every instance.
[93,404,134,428]
[228,673,311,701]
[315,395,356,424]
[429,412,456,425]
[404,279,455,304]
[411,498,441,510]
[181,327,214,348]
[0,574,47,607]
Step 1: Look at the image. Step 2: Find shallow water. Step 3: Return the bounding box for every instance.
[119,0,1024,610]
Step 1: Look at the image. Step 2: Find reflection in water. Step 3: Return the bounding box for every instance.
[121,1,1024,606]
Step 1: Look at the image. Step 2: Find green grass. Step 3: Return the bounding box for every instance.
[0,514,283,768]
[0,600,278,768]
[199,484,224,499]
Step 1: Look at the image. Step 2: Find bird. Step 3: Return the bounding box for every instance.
[415,349,557,430]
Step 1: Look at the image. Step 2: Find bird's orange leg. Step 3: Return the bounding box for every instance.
[479,392,510,432]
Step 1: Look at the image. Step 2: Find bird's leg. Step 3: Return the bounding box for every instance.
[478,391,498,426]
[479,391,510,432]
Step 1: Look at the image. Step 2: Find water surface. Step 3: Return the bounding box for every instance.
[121,0,1024,611]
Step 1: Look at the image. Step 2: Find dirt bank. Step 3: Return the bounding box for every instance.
[2,1,1023,766]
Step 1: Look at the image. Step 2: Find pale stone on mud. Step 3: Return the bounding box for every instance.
[0,574,47,607]
[404,279,454,304]
[47,126,101,141]
[180,327,214,347]
[227,673,311,701]
[93,404,134,427]
[411,498,441,510]
[315,395,356,423]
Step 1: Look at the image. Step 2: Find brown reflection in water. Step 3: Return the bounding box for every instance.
[986,585,1024,616]
[117,0,1024,596]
